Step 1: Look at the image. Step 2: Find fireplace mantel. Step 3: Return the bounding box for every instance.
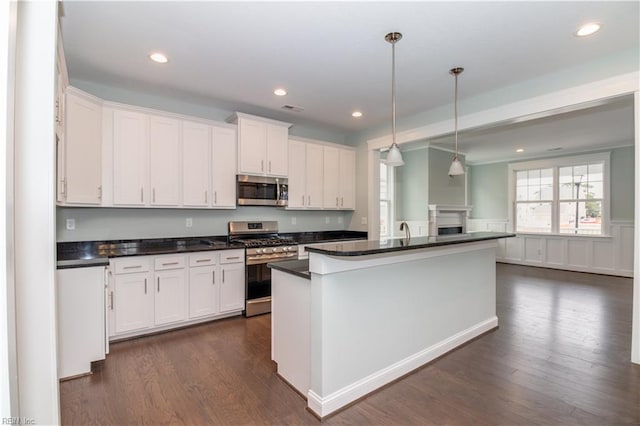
[428,205,472,236]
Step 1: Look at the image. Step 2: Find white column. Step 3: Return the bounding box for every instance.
[0,0,18,418]
[13,0,60,423]
[632,90,639,365]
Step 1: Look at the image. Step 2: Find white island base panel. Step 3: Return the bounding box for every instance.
[272,240,499,418]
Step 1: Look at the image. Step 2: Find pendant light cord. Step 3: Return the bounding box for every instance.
[454,71,458,158]
[391,40,397,147]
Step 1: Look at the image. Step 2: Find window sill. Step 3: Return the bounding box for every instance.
[515,232,611,239]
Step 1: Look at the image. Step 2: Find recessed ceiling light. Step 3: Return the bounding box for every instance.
[352,111,363,118]
[575,22,601,37]
[516,148,524,153]
[274,88,287,96]
[149,52,168,64]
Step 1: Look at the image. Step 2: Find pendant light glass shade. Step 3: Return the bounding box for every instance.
[385,32,404,167]
[448,67,464,177]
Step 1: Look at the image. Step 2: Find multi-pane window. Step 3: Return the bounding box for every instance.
[511,154,608,236]
[380,162,393,237]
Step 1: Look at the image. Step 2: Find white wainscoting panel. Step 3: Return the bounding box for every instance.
[468,219,633,277]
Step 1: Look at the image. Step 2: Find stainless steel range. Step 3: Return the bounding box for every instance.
[228,221,297,317]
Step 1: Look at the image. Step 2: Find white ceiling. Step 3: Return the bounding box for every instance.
[59,1,638,161]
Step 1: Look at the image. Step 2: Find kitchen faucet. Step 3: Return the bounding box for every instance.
[400,222,411,240]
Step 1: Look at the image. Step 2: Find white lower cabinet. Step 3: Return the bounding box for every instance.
[219,261,245,313]
[57,266,107,379]
[109,250,244,340]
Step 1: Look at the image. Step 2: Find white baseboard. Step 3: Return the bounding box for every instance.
[307,316,498,418]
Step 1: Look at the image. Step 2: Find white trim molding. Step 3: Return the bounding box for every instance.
[469,219,634,277]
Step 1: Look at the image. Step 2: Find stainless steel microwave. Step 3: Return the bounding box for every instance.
[237,175,288,207]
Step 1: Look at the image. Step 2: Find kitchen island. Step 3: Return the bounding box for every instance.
[269,232,514,418]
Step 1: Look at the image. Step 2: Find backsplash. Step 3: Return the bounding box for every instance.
[56,207,354,242]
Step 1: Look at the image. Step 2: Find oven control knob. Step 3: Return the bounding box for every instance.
[282,247,288,252]
[256,249,263,254]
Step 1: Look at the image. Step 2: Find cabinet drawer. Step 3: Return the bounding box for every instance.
[112,257,151,274]
[189,252,217,267]
[220,250,244,264]
[154,255,186,270]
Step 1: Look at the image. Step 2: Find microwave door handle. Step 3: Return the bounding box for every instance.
[276,178,280,201]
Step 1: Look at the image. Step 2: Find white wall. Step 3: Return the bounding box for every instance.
[0,0,17,418]
[13,1,60,422]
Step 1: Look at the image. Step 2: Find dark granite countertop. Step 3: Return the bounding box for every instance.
[268,259,310,280]
[57,236,239,269]
[57,230,368,269]
[304,232,515,257]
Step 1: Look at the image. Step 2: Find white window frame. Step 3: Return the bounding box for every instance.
[379,160,395,238]
[507,152,611,236]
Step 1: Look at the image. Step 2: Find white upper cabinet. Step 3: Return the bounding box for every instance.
[211,126,237,208]
[112,109,149,206]
[323,147,341,209]
[288,139,323,209]
[231,113,291,177]
[338,148,356,210]
[61,88,103,204]
[149,116,181,206]
[182,121,210,207]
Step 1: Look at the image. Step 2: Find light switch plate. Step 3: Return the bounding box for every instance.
[338,216,343,224]
[325,216,330,224]
[361,217,368,225]
[291,217,297,225]
[186,218,193,228]
[66,218,75,230]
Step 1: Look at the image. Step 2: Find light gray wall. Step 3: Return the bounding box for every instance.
[468,146,635,220]
[611,145,635,220]
[57,207,352,242]
[468,163,509,219]
[395,148,428,221]
[428,148,466,205]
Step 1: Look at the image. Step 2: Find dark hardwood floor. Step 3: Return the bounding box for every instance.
[60,264,640,425]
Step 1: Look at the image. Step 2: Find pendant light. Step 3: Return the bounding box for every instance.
[385,32,404,167]
[448,67,465,176]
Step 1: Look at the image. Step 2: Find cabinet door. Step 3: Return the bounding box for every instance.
[306,143,324,209]
[149,116,181,206]
[113,272,152,334]
[266,125,289,177]
[339,149,356,210]
[238,118,266,175]
[287,139,306,209]
[219,262,245,313]
[113,110,148,205]
[211,126,237,207]
[64,92,102,204]
[188,266,218,319]
[323,147,340,209]
[182,121,210,207]
[154,269,187,326]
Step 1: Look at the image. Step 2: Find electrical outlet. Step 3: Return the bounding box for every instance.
[66,218,75,230]
[361,217,368,225]
[291,217,297,225]
[186,218,193,228]
[338,216,343,224]
[325,216,330,224]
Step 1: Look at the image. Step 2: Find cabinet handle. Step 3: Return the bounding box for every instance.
[222,269,225,283]
[98,185,102,200]
[123,265,142,269]
[140,187,144,203]
[144,278,147,294]
[341,197,344,207]
[212,270,215,284]
[261,160,264,172]
[204,190,207,204]
[157,277,160,292]
[308,195,311,205]
[196,259,211,263]
[162,262,179,266]
[153,188,156,203]
[269,161,272,172]
[215,191,217,204]
[336,197,339,207]
[226,256,240,260]
[109,291,114,310]
[302,195,305,206]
